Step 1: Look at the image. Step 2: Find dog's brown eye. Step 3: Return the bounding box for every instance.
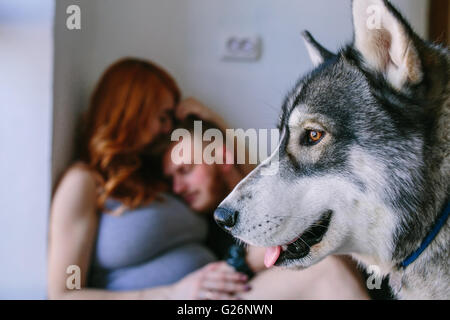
[310,130,323,142]
[303,130,324,146]
[309,131,322,141]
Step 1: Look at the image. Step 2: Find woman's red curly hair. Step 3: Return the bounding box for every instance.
[79,58,181,210]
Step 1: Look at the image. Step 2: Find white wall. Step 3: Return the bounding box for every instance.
[53,0,429,181]
[0,0,54,299]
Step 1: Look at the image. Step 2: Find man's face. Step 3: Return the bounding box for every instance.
[163,142,228,214]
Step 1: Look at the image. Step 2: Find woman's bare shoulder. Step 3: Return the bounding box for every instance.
[52,162,99,217]
[59,162,98,191]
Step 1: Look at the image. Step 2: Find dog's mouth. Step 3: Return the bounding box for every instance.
[264,210,333,268]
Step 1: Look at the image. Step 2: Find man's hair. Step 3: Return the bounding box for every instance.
[174,115,224,136]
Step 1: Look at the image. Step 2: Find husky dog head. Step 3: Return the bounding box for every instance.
[215,0,449,275]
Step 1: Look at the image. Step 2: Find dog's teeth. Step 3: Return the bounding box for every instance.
[281,245,288,251]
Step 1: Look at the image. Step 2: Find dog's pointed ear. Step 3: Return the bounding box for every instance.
[301,30,335,67]
[352,0,423,90]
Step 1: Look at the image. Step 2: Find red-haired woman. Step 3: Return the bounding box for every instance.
[48,58,249,299]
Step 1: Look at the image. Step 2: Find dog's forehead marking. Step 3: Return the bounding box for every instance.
[288,106,309,129]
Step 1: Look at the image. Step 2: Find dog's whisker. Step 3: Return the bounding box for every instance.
[270,216,329,229]
[262,101,280,113]
[295,236,311,250]
[309,223,330,229]
[304,230,320,237]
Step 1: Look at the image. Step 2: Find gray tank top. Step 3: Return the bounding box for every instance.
[88,193,217,290]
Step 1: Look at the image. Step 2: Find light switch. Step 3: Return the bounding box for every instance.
[222,36,262,61]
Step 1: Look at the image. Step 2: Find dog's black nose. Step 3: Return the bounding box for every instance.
[214,207,238,231]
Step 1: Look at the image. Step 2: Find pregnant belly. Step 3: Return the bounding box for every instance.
[89,243,217,291]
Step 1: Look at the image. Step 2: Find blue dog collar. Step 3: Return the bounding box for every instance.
[400,201,450,269]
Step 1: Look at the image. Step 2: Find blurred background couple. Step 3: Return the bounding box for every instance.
[48,57,374,300]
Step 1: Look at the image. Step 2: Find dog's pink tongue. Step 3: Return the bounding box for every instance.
[264,246,281,268]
